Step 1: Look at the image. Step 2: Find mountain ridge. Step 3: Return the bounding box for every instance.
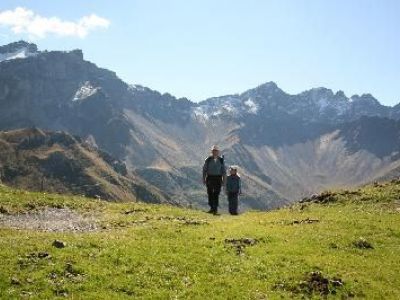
[1,40,399,209]
[2,41,398,110]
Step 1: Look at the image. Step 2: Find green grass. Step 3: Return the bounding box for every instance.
[0,182,400,299]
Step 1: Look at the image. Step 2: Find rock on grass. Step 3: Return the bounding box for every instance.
[353,237,374,249]
[275,271,346,296]
[52,240,67,248]
[224,237,259,255]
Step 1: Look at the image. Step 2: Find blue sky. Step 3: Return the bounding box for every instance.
[0,1,399,105]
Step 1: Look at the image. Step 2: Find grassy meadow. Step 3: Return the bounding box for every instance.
[0,181,399,299]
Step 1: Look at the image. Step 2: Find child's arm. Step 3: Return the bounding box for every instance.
[225,176,230,194]
[239,177,242,195]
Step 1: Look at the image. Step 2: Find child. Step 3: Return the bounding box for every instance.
[226,165,241,215]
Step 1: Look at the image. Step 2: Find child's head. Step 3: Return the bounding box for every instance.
[229,166,238,175]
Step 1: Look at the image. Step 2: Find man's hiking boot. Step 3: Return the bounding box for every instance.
[207,209,219,215]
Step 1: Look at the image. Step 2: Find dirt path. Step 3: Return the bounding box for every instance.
[0,208,98,232]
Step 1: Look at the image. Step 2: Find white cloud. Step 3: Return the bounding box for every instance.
[0,7,110,38]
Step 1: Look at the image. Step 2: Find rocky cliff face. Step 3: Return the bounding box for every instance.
[1,41,399,209]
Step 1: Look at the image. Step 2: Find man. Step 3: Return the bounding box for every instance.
[202,145,226,215]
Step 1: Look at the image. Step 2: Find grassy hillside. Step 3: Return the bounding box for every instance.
[0,128,169,204]
[0,181,399,299]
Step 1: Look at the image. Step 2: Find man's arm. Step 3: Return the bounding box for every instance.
[202,159,208,185]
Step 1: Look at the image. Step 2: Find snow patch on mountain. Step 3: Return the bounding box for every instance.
[333,101,350,115]
[127,84,146,94]
[0,47,37,63]
[193,95,261,120]
[73,82,99,101]
[192,106,210,121]
[220,102,240,115]
[244,98,259,114]
[316,97,349,115]
[317,98,329,111]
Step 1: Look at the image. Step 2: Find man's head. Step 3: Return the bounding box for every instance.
[211,145,219,157]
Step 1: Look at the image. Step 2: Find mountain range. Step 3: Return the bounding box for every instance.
[1,40,400,209]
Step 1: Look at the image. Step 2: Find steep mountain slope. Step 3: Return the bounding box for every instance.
[0,181,399,298]
[0,128,169,203]
[1,40,400,209]
[220,116,400,200]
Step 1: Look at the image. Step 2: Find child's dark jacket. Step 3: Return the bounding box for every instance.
[226,174,241,193]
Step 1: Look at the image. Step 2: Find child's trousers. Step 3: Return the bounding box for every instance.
[227,192,239,215]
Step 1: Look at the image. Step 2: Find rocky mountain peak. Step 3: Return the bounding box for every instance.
[301,87,335,100]
[0,40,38,54]
[257,81,278,90]
[241,81,284,98]
[350,94,380,105]
[0,41,85,64]
[335,90,346,98]
[68,49,84,60]
[0,41,39,63]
